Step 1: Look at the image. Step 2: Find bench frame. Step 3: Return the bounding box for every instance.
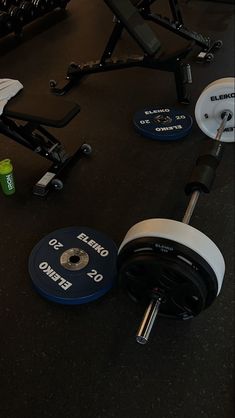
[50,0,222,102]
[0,112,91,197]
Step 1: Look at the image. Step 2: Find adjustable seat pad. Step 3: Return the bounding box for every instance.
[104,0,162,56]
[4,91,81,128]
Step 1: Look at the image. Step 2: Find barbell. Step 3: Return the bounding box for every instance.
[117,78,234,344]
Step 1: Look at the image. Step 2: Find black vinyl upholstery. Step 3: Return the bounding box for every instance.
[4,91,80,128]
[104,0,162,56]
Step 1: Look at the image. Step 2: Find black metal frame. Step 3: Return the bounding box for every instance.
[138,0,221,51]
[50,0,222,100]
[0,115,90,197]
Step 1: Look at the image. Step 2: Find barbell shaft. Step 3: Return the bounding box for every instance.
[182,190,200,225]
[183,111,230,223]
[136,297,162,344]
[215,111,230,141]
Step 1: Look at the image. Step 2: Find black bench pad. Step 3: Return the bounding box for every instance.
[4,91,80,128]
[104,0,162,57]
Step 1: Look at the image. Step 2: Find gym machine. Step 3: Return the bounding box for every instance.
[117,78,234,344]
[50,0,222,103]
[0,90,92,196]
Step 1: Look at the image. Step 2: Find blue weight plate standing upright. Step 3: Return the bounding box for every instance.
[133,107,193,140]
[29,227,118,304]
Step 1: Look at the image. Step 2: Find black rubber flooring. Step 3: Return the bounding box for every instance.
[0,1,234,418]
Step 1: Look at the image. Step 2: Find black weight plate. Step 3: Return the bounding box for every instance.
[133,106,193,140]
[29,227,117,304]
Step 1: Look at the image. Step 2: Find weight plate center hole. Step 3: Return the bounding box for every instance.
[154,115,173,125]
[69,255,80,264]
[60,248,89,271]
[221,110,233,121]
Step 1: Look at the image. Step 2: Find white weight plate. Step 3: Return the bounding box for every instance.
[195,78,235,142]
[203,78,234,93]
[119,219,225,294]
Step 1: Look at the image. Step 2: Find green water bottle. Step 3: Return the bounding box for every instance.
[0,159,16,196]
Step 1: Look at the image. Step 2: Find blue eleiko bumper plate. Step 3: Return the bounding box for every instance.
[29,227,117,305]
[133,106,193,140]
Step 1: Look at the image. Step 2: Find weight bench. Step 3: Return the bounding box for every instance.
[50,0,222,102]
[0,91,91,196]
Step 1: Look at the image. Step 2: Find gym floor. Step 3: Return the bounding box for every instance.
[0,1,234,417]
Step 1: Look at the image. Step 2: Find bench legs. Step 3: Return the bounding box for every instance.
[0,118,92,196]
[33,143,92,197]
